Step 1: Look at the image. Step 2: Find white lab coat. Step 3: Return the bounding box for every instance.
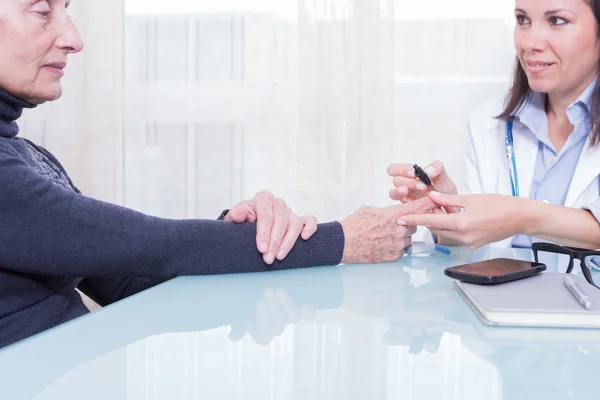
[464,95,600,248]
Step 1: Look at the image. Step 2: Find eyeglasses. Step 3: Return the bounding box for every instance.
[532,242,600,288]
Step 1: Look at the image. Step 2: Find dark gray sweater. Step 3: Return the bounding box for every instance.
[0,89,344,349]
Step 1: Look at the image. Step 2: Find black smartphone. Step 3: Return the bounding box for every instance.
[444,258,547,285]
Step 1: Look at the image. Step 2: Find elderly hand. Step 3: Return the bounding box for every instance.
[387,161,458,207]
[339,197,438,264]
[397,192,528,249]
[224,191,317,265]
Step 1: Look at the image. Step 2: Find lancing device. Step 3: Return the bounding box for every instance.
[413,164,441,192]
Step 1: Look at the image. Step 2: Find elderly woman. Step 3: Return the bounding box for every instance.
[0,0,434,348]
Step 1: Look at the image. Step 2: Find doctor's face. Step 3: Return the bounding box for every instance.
[514,0,600,98]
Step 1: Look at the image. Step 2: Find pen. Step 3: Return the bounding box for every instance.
[563,275,593,310]
[413,164,448,214]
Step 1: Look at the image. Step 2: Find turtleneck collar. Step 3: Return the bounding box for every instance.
[0,88,36,138]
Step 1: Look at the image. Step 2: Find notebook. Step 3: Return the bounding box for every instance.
[455,272,600,329]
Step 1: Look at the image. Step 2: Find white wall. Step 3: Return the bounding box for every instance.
[20,0,516,223]
[119,1,515,222]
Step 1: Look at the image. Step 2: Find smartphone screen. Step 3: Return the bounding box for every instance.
[445,258,546,284]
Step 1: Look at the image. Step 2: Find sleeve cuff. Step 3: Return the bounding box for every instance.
[583,199,600,223]
[217,209,230,221]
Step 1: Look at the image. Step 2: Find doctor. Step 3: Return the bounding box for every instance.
[388,0,600,249]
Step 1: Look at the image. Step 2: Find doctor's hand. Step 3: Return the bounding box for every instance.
[387,161,458,206]
[224,190,318,265]
[397,192,526,249]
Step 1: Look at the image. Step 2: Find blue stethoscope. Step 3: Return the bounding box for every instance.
[507,118,600,268]
[506,119,520,197]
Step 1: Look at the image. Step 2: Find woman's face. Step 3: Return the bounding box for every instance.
[514,0,600,99]
[0,0,83,104]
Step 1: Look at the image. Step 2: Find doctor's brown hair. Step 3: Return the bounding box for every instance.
[497,0,600,146]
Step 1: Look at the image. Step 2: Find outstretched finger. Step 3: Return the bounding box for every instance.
[428,192,467,209]
[397,213,461,231]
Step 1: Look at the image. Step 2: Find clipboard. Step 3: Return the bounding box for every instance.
[455,272,600,329]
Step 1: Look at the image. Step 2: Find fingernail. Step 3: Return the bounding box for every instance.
[259,241,268,253]
[416,183,427,191]
[430,191,442,196]
[276,248,288,260]
[407,170,415,178]
[265,252,275,264]
[425,166,437,175]
[398,186,408,195]
[397,219,407,225]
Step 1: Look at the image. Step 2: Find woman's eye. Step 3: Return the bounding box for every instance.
[550,16,568,26]
[516,15,530,25]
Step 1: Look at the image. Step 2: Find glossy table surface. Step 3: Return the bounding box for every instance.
[1,246,599,400]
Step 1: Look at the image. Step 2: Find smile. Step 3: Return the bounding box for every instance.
[525,61,554,75]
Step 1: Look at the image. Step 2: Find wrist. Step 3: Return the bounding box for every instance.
[340,220,352,264]
[518,198,547,237]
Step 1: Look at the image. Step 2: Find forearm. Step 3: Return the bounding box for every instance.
[78,210,232,306]
[521,200,600,249]
[0,146,344,278]
[5,206,344,278]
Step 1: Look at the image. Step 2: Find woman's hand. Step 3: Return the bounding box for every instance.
[387,161,458,205]
[224,191,318,265]
[397,192,528,249]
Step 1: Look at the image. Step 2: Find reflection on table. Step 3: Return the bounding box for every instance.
[1,246,599,400]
